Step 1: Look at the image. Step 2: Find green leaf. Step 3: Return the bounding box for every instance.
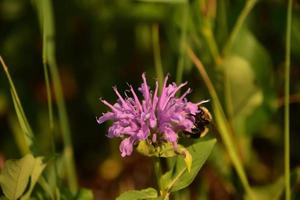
[222,55,263,119]
[162,138,216,192]
[229,28,275,136]
[171,138,216,191]
[20,157,46,200]
[231,28,273,92]
[0,154,41,200]
[116,188,158,200]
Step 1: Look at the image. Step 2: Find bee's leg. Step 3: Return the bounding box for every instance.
[200,127,209,138]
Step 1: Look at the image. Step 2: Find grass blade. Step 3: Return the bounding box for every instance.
[0,56,34,150]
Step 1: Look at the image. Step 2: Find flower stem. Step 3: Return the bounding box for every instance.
[152,24,164,92]
[284,0,293,199]
[154,157,162,189]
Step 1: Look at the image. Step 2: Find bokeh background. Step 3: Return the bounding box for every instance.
[0,0,300,199]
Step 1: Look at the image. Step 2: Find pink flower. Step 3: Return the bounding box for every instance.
[97,73,206,157]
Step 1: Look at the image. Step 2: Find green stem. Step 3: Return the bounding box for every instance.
[41,2,58,195]
[284,0,293,199]
[187,46,255,199]
[222,0,257,56]
[154,158,162,189]
[152,24,164,91]
[33,0,78,193]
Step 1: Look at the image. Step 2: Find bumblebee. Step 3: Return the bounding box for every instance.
[184,106,212,138]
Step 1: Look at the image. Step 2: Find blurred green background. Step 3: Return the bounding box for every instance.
[0,0,300,199]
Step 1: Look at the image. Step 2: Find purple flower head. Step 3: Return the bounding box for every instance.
[97,73,208,157]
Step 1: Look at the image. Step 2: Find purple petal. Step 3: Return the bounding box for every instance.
[100,98,119,112]
[139,73,151,104]
[185,102,199,115]
[113,86,131,110]
[162,125,177,143]
[120,137,135,157]
[96,112,114,124]
[152,81,159,109]
[129,85,143,111]
[179,88,191,100]
[160,82,187,110]
[149,112,157,128]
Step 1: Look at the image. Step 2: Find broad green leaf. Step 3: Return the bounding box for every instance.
[20,157,46,200]
[222,56,263,119]
[229,28,276,138]
[231,28,273,92]
[116,188,158,200]
[0,154,36,200]
[166,138,216,192]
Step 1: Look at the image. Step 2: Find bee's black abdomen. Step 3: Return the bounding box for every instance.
[183,106,212,139]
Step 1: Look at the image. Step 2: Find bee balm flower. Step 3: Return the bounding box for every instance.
[97,73,206,157]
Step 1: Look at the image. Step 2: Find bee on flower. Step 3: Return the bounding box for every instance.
[97,73,210,157]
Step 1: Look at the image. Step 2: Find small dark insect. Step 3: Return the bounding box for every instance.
[184,106,212,138]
